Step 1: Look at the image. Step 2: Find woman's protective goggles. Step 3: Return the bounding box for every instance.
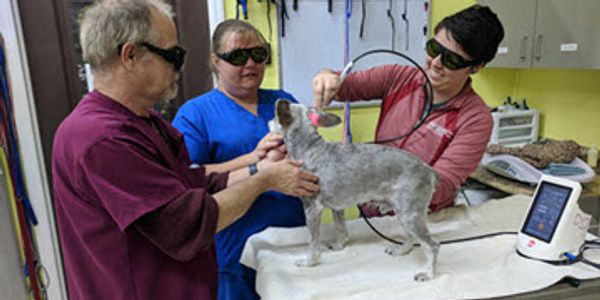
[425,39,477,70]
[217,46,269,66]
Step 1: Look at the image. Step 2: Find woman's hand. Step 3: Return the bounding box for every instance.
[312,69,340,109]
[252,132,285,162]
[257,143,287,171]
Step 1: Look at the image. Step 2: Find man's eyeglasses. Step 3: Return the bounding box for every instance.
[216,46,269,66]
[425,39,477,70]
[118,42,187,71]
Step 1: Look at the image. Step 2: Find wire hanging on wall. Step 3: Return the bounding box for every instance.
[359,0,367,38]
[342,0,354,144]
[0,35,46,300]
[403,0,410,50]
[387,0,396,51]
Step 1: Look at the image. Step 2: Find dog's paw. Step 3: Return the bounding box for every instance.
[414,271,433,282]
[294,258,318,268]
[384,244,413,256]
[327,240,347,251]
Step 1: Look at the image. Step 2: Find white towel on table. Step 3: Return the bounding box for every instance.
[240,195,600,300]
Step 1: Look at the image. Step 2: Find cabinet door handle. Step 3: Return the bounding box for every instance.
[534,34,543,60]
[519,36,528,60]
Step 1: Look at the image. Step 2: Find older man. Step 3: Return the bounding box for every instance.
[51,1,319,299]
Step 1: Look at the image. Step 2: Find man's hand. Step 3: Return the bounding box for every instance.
[261,159,319,197]
[312,69,341,109]
[252,132,284,162]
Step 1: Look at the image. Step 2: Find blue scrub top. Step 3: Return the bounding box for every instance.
[173,89,305,298]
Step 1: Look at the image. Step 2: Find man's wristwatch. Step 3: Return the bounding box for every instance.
[248,163,258,176]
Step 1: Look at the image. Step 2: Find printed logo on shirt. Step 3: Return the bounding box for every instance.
[427,122,455,139]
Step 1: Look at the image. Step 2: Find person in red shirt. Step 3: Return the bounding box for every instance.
[312,4,504,213]
[52,1,318,299]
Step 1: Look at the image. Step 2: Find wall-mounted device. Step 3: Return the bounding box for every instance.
[517,175,591,261]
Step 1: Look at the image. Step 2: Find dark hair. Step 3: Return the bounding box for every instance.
[211,19,266,54]
[434,4,504,65]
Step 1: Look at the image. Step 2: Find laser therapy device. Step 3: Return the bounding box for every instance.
[517,175,592,261]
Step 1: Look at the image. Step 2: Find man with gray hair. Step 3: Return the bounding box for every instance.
[52,1,319,299]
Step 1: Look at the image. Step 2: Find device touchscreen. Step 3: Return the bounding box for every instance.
[522,182,572,242]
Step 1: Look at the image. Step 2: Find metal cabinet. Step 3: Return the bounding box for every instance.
[479,0,600,69]
[479,0,536,68]
[534,0,600,68]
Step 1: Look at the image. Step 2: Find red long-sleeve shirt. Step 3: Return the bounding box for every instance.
[339,65,493,212]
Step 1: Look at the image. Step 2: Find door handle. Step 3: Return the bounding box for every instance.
[519,36,528,60]
[534,34,543,60]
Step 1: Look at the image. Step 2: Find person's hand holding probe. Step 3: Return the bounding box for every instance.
[312,60,355,109]
[312,69,342,109]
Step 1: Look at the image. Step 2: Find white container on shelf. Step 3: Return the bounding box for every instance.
[490,109,539,147]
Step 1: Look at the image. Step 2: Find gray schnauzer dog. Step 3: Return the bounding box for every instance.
[269,99,440,281]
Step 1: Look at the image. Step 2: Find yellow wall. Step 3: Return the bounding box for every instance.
[513,69,600,146]
[223,1,280,89]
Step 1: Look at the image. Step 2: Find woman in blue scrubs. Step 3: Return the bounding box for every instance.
[173,19,305,300]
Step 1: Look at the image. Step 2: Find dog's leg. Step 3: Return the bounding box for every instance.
[295,200,324,267]
[383,211,438,282]
[389,176,439,281]
[385,217,415,256]
[384,200,417,256]
[384,237,415,256]
[412,175,440,282]
[399,204,440,281]
[408,217,439,282]
[328,209,348,251]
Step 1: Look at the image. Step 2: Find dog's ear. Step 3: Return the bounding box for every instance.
[316,112,341,128]
[276,99,293,127]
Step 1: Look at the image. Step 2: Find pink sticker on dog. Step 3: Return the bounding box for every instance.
[308,112,320,127]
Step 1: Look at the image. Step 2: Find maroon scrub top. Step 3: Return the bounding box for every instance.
[52,90,227,300]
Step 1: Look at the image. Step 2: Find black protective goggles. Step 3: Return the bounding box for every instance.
[118,42,187,71]
[141,42,186,71]
[216,46,269,66]
[425,39,477,70]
